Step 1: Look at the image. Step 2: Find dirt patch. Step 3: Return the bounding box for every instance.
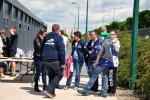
[116,87,146,100]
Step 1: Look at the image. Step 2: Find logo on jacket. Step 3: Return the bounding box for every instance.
[45,39,54,45]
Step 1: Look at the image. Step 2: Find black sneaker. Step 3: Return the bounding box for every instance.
[56,85,62,89]
[77,89,89,96]
[44,91,56,99]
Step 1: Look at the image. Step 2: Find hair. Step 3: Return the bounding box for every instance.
[89,31,96,35]
[36,29,45,38]
[0,27,5,35]
[60,30,65,35]
[111,30,118,35]
[10,25,16,30]
[52,24,60,32]
[74,31,81,38]
[100,26,107,32]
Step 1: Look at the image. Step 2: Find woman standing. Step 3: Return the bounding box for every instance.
[33,29,47,92]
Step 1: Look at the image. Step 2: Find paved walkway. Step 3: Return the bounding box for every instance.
[0,75,117,100]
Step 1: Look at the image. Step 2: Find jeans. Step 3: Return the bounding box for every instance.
[86,60,99,92]
[83,65,109,96]
[66,61,83,87]
[45,61,62,92]
[34,57,47,85]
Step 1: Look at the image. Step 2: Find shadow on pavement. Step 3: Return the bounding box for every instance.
[20,87,45,96]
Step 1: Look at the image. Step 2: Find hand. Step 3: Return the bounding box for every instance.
[92,62,98,68]
[89,51,92,54]
[61,65,65,68]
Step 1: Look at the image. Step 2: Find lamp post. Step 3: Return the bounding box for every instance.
[113,7,123,21]
[103,14,110,25]
[70,14,76,32]
[130,0,140,90]
[72,2,79,31]
[85,0,89,35]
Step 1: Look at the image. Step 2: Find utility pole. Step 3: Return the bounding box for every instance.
[130,0,140,90]
[85,0,89,34]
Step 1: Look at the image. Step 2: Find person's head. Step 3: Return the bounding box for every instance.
[89,31,97,41]
[0,27,5,37]
[100,26,107,32]
[60,30,65,36]
[74,31,81,41]
[10,25,17,33]
[110,30,118,40]
[52,24,60,33]
[87,32,92,41]
[36,29,45,39]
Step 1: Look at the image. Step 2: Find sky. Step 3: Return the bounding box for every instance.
[18,0,150,34]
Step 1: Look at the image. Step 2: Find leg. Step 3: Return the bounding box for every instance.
[47,61,62,93]
[81,66,106,94]
[108,67,117,94]
[65,71,73,87]
[101,67,109,97]
[42,63,47,90]
[75,61,83,88]
[11,61,16,75]
[34,57,42,92]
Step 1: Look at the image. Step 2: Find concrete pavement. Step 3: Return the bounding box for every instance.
[0,75,117,100]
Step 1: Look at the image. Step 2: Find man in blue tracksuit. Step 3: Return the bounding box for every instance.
[85,31,99,92]
[41,24,65,98]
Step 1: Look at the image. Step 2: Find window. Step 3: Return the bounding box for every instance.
[28,26,30,31]
[18,11,23,21]
[12,7,18,19]
[0,1,2,11]
[4,2,12,16]
[4,18,9,27]
[19,23,21,29]
[28,17,31,24]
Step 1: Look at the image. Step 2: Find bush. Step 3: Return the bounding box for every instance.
[117,31,150,99]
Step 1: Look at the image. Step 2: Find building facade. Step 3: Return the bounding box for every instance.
[0,0,47,53]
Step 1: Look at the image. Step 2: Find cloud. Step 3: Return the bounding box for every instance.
[18,0,149,33]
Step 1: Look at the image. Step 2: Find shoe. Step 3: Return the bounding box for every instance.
[43,85,47,91]
[34,82,41,92]
[0,74,5,78]
[73,86,78,90]
[56,85,62,89]
[63,86,69,90]
[34,87,41,92]
[44,91,56,99]
[77,89,88,96]
[101,93,107,98]
[9,73,16,77]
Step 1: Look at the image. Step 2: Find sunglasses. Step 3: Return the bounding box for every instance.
[110,34,116,35]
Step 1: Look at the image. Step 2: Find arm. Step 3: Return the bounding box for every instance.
[92,41,105,68]
[57,36,65,66]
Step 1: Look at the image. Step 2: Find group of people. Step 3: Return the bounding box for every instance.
[0,25,18,78]
[0,23,120,99]
[33,24,120,99]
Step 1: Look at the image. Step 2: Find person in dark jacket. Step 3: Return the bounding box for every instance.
[8,25,18,76]
[33,29,47,92]
[85,31,99,92]
[64,31,86,90]
[42,24,65,98]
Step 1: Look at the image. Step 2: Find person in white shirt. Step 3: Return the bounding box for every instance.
[107,30,120,95]
[60,30,69,51]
